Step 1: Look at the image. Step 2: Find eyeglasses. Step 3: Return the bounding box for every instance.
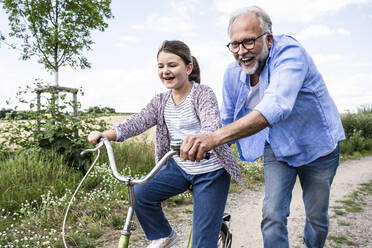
[226,32,267,53]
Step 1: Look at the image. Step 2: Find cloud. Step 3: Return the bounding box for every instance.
[190,41,233,103]
[69,66,162,112]
[133,14,196,37]
[132,0,200,37]
[325,72,372,112]
[0,55,53,109]
[115,35,140,48]
[296,25,351,41]
[312,53,345,65]
[214,0,371,22]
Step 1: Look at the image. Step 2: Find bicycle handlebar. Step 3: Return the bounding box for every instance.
[81,138,177,185]
[81,138,210,185]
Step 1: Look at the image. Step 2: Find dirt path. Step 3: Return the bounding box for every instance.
[169,156,372,248]
[225,156,372,248]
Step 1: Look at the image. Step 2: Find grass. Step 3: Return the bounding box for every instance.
[331,180,372,217]
[0,140,156,248]
[229,144,265,193]
[0,151,82,212]
[327,179,372,247]
[337,221,350,226]
[328,235,357,246]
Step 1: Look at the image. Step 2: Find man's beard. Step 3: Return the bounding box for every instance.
[241,39,269,75]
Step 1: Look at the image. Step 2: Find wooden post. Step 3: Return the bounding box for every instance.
[73,92,78,116]
[36,91,41,130]
[72,92,78,138]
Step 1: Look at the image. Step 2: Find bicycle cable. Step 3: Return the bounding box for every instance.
[62,149,101,248]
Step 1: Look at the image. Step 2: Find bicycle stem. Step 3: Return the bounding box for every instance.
[121,186,135,236]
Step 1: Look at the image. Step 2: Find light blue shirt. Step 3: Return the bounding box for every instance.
[221,35,345,166]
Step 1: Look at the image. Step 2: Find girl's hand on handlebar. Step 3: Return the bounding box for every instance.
[88,129,117,146]
[88,131,104,146]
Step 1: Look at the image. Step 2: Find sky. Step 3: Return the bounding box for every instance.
[1,0,372,113]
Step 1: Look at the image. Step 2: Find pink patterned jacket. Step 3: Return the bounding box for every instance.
[114,83,242,185]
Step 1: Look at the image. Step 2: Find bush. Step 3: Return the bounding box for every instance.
[340,106,372,156]
[0,80,109,171]
[342,105,372,139]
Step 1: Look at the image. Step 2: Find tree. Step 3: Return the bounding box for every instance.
[0,0,113,86]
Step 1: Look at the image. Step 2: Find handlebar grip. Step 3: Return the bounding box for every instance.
[204,152,210,160]
[170,140,210,160]
[80,138,105,155]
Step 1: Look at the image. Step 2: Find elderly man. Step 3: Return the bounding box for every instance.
[180,6,345,248]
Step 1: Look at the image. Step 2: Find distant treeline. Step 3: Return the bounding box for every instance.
[0,106,121,120]
[0,108,30,119]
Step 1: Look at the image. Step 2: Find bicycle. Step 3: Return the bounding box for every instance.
[64,138,232,248]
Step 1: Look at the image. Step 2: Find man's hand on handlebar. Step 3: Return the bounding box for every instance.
[180,133,216,162]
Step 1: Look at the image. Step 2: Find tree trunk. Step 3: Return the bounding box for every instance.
[54,0,59,87]
[54,69,59,86]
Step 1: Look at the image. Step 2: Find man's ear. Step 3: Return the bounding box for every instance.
[266,33,274,50]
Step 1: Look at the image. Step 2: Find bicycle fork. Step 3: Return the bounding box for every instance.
[118,183,137,248]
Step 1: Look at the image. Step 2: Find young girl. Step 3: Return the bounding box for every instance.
[88,40,241,248]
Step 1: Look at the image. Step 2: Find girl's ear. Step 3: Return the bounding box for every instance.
[186,62,193,75]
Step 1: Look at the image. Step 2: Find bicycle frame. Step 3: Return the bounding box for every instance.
[82,138,231,248]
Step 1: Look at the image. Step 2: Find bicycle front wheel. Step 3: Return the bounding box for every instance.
[217,222,232,248]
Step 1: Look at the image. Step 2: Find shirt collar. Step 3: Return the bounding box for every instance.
[239,69,249,86]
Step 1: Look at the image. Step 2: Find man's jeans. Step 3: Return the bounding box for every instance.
[134,158,230,247]
[261,143,340,248]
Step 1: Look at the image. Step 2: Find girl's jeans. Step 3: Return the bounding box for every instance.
[134,158,230,247]
[261,143,340,248]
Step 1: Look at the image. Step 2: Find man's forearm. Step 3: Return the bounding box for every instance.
[213,110,269,147]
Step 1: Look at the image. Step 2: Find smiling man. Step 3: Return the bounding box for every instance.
[180,6,345,248]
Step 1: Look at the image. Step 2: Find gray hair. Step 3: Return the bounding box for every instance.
[227,6,272,36]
